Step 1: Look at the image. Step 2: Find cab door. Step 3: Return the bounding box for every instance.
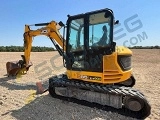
[66,16,87,71]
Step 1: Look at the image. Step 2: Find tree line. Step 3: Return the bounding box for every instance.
[0,46,55,52]
[0,45,159,52]
[128,45,160,49]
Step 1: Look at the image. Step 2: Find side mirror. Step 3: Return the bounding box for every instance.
[115,20,119,25]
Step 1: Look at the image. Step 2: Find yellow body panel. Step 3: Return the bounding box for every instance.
[102,51,132,84]
[67,46,132,84]
[116,46,132,55]
[67,70,103,83]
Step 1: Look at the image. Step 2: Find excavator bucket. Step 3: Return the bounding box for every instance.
[6,61,32,76]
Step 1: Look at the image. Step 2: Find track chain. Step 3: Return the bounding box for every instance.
[49,74,151,119]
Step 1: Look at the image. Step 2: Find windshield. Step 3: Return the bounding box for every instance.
[89,12,111,48]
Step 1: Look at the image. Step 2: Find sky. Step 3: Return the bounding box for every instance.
[0,0,159,47]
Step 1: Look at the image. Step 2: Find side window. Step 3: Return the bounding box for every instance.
[89,23,109,46]
[89,12,111,47]
[68,18,84,52]
[68,28,77,51]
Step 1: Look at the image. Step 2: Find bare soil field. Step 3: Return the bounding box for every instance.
[0,50,160,120]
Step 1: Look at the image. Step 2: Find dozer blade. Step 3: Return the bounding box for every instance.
[6,61,32,76]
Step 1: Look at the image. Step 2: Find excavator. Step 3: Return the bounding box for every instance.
[6,8,151,119]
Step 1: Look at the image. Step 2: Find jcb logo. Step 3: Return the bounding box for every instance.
[41,30,48,34]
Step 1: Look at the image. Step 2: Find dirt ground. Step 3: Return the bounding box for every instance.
[0,50,159,120]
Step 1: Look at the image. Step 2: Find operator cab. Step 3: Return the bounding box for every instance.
[66,8,115,72]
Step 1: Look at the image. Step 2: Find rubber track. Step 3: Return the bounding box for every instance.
[49,75,151,119]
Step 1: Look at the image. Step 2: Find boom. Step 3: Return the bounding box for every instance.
[23,21,65,67]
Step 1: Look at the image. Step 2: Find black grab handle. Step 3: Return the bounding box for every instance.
[34,23,49,26]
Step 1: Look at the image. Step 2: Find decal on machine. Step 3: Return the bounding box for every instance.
[79,75,101,81]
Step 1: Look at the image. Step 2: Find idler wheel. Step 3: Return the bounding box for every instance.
[123,96,144,111]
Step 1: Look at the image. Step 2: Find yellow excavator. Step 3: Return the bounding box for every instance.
[6,8,150,119]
